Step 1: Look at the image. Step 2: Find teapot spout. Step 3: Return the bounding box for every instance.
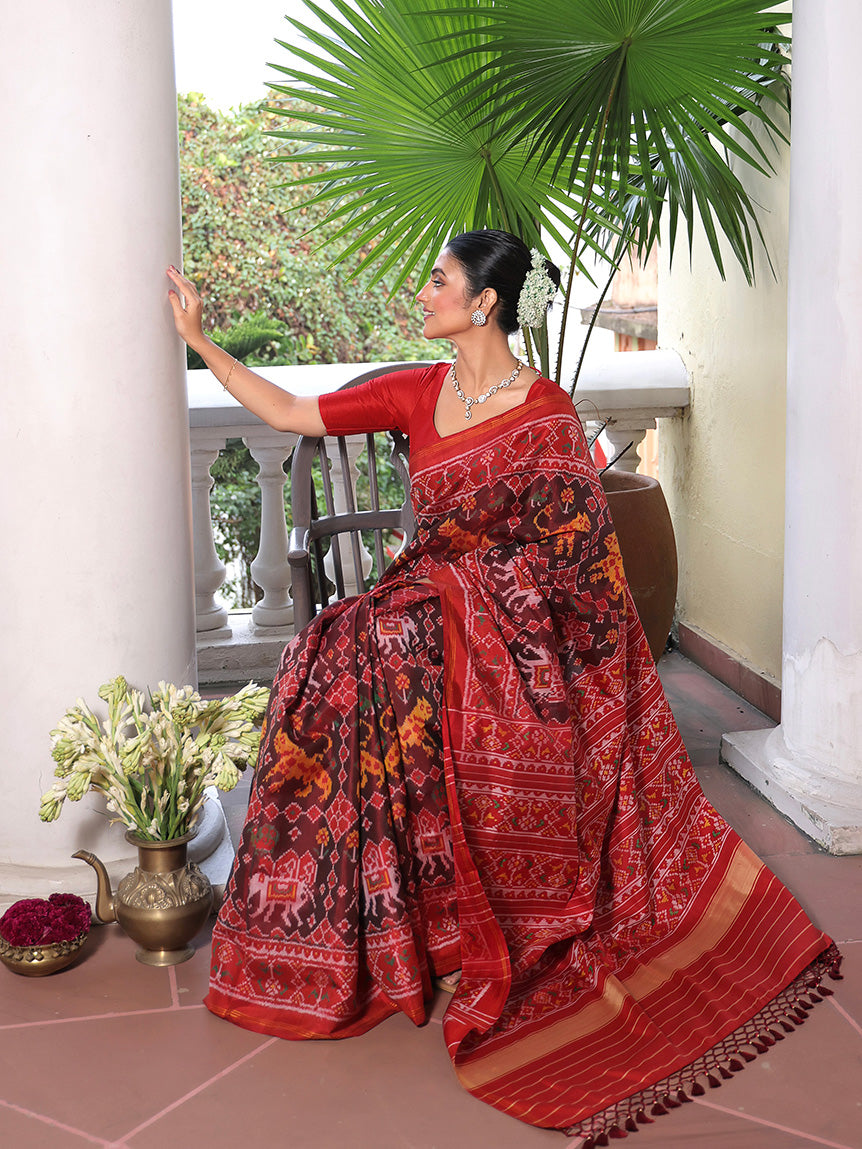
[72,849,117,923]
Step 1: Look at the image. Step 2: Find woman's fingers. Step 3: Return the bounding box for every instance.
[166,266,204,343]
[166,265,198,302]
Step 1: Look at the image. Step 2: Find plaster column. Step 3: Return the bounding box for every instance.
[721,0,862,853]
[0,1,199,903]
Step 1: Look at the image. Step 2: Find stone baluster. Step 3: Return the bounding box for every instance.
[323,436,373,597]
[190,433,230,636]
[244,429,298,633]
[604,422,650,473]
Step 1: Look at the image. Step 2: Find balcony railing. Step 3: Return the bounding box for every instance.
[188,352,689,685]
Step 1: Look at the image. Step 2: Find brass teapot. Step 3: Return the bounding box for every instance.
[74,831,212,966]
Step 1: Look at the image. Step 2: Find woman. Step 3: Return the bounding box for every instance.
[167,232,839,1144]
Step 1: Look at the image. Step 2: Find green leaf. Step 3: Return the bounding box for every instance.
[265,0,619,293]
[441,0,790,285]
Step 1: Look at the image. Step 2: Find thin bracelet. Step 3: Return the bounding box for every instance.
[223,357,239,391]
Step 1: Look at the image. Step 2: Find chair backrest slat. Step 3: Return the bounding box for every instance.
[288,364,428,631]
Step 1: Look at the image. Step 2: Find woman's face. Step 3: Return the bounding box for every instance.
[416,248,480,340]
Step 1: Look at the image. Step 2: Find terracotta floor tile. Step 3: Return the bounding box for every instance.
[0,928,174,1027]
[0,1006,266,1142]
[695,762,819,858]
[125,1007,564,1149]
[759,852,862,945]
[828,941,862,1030]
[0,1102,112,1149]
[614,1097,851,1148]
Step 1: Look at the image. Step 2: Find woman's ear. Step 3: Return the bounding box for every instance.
[479,288,498,317]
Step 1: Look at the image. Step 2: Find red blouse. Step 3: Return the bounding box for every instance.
[318,361,567,452]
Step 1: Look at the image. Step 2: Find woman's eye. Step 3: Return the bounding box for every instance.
[432,279,443,288]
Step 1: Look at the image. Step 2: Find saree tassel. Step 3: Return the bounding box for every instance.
[568,948,840,1147]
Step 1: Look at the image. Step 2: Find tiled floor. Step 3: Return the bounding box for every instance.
[1,652,860,1149]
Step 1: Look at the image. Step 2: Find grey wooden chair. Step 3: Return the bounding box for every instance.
[287,365,427,631]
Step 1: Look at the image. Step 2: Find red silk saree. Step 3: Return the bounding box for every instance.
[206,368,839,1142]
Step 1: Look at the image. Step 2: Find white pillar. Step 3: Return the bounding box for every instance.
[721,0,862,853]
[0,1,199,903]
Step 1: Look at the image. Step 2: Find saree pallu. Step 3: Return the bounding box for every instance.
[206,389,839,1140]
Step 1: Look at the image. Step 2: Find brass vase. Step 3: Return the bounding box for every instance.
[74,830,213,967]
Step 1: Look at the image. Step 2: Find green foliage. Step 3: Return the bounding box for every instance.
[179,93,438,607]
[186,313,291,371]
[209,441,261,608]
[179,91,441,365]
[267,0,614,295]
[265,0,791,381]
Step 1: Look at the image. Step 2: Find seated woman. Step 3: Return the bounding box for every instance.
[167,231,839,1145]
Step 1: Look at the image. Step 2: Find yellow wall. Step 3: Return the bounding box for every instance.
[658,117,790,684]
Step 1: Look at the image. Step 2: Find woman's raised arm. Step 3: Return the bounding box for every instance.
[167,266,326,436]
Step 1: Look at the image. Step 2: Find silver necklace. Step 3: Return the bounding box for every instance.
[450,359,524,420]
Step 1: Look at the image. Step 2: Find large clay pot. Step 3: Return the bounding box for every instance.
[601,470,677,661]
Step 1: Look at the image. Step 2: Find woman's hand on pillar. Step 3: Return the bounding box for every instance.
[167,266,207,352]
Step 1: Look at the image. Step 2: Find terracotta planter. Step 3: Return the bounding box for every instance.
[601,470,677,661]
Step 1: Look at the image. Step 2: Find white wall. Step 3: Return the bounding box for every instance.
[658,113,791,684]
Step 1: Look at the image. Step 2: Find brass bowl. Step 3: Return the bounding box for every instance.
[0,931,88,977]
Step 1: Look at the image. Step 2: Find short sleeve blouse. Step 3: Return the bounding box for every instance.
[318,361,565,453]
[317,363,448,453]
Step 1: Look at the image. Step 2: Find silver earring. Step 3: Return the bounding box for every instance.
[471,309,487,327]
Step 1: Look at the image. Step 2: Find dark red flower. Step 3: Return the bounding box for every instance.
[0,894,91,947]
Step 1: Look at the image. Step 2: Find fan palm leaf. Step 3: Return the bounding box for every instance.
[445,0,789,264]
[437,0,789,380]
[266,0,626,303]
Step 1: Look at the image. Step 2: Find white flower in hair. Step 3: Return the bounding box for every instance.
[517,248,557,328]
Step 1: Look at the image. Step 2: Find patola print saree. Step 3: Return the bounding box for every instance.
[206,370,839,1142]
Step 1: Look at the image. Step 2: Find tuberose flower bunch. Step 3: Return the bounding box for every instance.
[0,894,91,948]
[517,248,558,328]
[40,677,270,841]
